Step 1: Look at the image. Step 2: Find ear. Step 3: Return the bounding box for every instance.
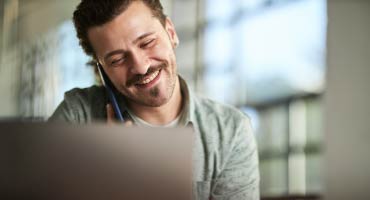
[164,18,179,48]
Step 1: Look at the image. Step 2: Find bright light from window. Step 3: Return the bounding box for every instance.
[204,0,327,105]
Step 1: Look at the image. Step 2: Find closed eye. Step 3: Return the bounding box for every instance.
[140,39,156,48]
[111,57,125,66]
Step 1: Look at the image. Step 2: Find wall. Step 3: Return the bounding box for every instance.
[325,0,370,199]
[0,0,20,117]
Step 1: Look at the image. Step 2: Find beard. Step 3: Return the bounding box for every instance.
[149,86,160,97]
[119,62,177,107]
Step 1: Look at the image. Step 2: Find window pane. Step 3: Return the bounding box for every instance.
[203,0,327,105]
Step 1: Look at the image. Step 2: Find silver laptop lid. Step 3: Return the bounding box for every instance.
[0,123,193,200]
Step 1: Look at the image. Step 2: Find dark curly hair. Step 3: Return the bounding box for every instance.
[73,0,167,59]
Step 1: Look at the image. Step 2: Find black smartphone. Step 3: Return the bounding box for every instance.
[97,63,125,122]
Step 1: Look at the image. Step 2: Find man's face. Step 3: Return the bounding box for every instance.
[88,1,179,107]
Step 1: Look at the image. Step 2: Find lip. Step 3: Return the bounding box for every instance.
[135,69,161,89]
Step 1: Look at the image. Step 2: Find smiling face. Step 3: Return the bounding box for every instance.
[88,1,179,107]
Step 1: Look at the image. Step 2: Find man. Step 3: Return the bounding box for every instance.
[50,0,259,199]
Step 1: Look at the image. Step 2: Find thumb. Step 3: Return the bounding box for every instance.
[123,120,134,127]
[107,104,134,126]
[106,104,115,124]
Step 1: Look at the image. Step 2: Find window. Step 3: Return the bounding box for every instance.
[202,0,327,196]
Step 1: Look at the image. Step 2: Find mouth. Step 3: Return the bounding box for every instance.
[134,69,161,89]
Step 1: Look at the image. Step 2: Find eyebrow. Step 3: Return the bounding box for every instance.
[133,32,155,45]
[103,32,155,62]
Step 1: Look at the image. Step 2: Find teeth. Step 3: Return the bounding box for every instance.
[138,70,160,85]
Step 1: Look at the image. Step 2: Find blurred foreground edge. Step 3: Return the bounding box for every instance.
[0,122,193,200]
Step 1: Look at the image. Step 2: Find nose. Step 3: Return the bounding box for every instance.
[129,50,150,75]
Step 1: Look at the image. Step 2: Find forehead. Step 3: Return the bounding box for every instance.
[87,1,163,58]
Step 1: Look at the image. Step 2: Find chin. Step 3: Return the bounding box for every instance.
[125,88,171,107]
[138,96,170,107]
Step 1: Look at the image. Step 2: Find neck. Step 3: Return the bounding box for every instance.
[127,76,183,125]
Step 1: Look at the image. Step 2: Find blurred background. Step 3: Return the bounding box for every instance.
[0,0,369,199]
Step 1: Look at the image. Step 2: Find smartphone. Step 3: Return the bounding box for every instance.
[97,63,125,122]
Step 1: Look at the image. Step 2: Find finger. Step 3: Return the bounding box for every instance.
[123,119,134,127]
[106,104,115,124]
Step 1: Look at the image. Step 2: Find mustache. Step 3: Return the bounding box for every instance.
[126,63,166,86]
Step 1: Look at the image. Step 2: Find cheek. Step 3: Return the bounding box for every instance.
[107,69,128,86]
[151,38,173,56]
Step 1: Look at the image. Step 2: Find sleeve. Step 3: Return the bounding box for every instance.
[48,89,89,123]
[210,117,260,200]
[48,100,76,122]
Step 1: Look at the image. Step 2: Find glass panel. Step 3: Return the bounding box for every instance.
[203,0,327,105]
[260,158,288,196]
[306,153,323,194]
[235,0,326,104]
[289,100,307,148]
[288,153,306,193]
[306,98,324,145]
[256,105,289,152]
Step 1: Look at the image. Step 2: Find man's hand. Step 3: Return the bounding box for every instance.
[106,104,133,126]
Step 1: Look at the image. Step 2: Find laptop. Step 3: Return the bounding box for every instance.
[0,122,193,200]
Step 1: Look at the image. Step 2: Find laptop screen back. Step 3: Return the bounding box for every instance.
[0,123,193,200]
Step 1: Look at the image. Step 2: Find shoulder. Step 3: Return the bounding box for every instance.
[192,95,253,152]
[193,96,250,129]
[63,85,106,113]
[64,85,105,102]
[192,96,256,178]
[49,85,106,123]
